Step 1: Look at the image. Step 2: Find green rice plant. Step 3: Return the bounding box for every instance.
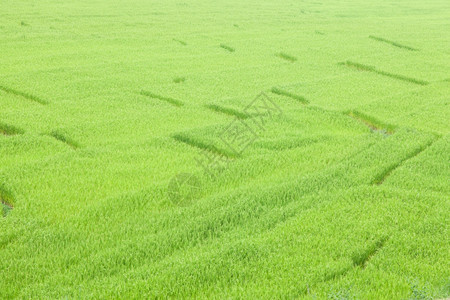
[369,35,418,51]
[0,184,14,217]
[341,61,429,85]
[0,122,24,135]
[220,43,235,52]
[372,136,438,185]
[345,110,396,134]
[140,90,184,107]
[271,87,308,104]
[276,52,297,62]
[173,38,187,46]
[205,104,250,119]
[0,1,448,298]
[49,130,80,149]
[172,133,237,158]
[0,84,48,104]
[351,237,387,268]
[173,76,186,83]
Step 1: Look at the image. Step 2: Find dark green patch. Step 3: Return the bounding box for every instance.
[49,130,80,149]
[340,61,429,85]
[172,133,237,158]
[0,185,14,217]
[277,52,297,62]
[345,110,396,134]
[220,44,235,52]
[0,85,48,104]
[140,90,184,107]
[271,87,308,104]
[372,138,438,185]
[173,38,187,46]
[205,104,250,119]
[352,237,387,268]
[369,35,418,51]
[0,122,24,136]
[173,77,186,83]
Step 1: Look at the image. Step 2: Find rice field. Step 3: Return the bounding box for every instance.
[0,0,449,298]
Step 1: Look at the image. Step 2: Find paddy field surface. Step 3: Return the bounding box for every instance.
[0,0,449,298]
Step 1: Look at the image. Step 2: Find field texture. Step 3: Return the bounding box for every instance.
[1,0,449,298]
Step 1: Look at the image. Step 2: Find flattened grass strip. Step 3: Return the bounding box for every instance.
[220,44,235,52]
[340,61,429,85]
[172,133,237,158]
[369,35,418,51]
[173,77,186,83]
[49,130,80,149]
[140,90,184,107]
[205,104,250,119]
[0,85,48,105]
[173,38,187,46]
[346,110,396,134]
[372,137,438,185]
[277,52,297,62]
[0,122,24,136]
[271,87,308,104]
[352,237,388,268]
[0,185,14,217]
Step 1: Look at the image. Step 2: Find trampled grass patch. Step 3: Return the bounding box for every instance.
[345,110,396,134]
[369,35,418,51]
[0,84,48,105]
[340,61,429,85]
[205,104,250,119]
[0,185,14,217]
[140,90,184,107]
[220,43,235,52]
[276,52,297,62]
[49,130,80,149]
[271,87,309,104]
[172,132,238,159]
[0,122,24,136]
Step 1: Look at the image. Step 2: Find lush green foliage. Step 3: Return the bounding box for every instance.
[0,0,449,298]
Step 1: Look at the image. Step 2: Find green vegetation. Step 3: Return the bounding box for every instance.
[205,104,251,119]
[220,44,235,53]
[0,122,24,136]
[369,35,419,51]
[0,0,449,298]
[277,52,298,62]
[340,61,430,85]
[271,87,309,104]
